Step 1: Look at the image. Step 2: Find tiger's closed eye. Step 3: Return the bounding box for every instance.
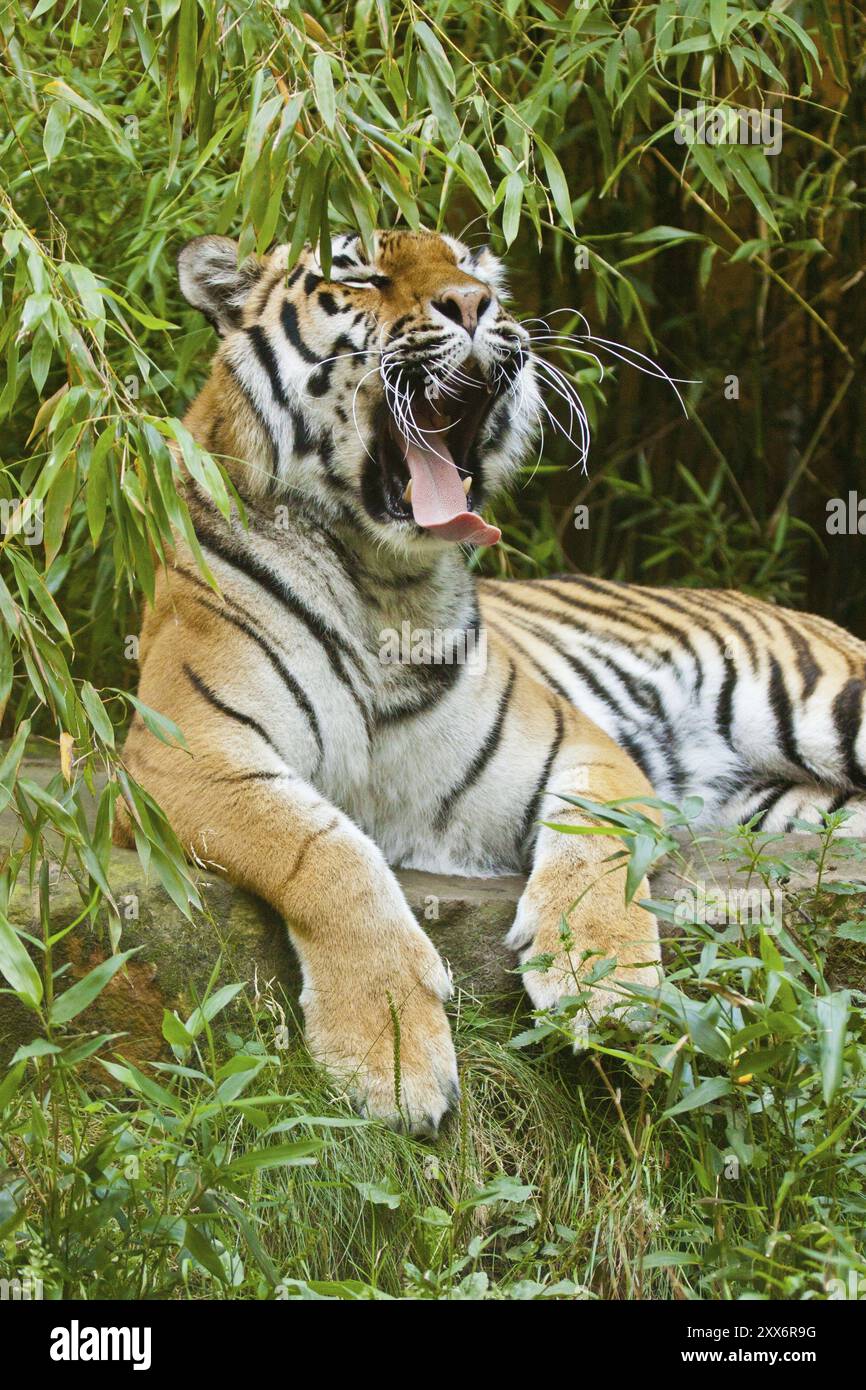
[339,274,392,290]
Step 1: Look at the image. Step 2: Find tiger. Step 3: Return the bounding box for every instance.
[117,227,866,1135]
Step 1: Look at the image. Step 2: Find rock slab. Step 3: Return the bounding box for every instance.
[2,799,866,1067]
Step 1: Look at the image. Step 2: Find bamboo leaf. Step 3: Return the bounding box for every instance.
[177,0,198,116]
[816,992,849,1106]
[537,139,575,232]
[313,53,337,132]
[80,681,115,746]
[502,170,524,247]
[0,912,43,1009]
[225,1140,322,1175]
[50,948,140,1025]
[414,20,456,95]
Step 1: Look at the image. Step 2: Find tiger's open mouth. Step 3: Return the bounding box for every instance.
[381,375,501,546]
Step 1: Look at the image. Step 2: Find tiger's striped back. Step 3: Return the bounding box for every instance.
[484,574,866,835]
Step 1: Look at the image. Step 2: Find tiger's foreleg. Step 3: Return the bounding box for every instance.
[117,734,457,1135]
[508,710,663,1045]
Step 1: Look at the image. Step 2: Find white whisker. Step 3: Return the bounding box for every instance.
[531,357,590,470]
[525,326,698,416]
[584,334,696,415]
[351,363,384,462]
[526,336,606,383]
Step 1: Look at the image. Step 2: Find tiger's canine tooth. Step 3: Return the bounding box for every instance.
[463,476,472,495]
[403,479,414,503]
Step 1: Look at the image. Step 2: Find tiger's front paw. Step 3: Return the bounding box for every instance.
[507,873,662,1048]
[301,932,458,1137]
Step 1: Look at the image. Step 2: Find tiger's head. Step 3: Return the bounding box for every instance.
[178,229,540,551]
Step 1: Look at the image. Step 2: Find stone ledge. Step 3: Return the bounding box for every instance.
[1,829,866,1068]
[0,849,531,1068]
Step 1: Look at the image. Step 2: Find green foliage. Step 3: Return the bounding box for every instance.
[2,816,866,1299]
[522,804,866,1289]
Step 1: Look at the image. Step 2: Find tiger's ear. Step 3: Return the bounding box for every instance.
[177,235,264,335]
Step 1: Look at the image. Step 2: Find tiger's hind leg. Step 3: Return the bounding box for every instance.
[701,592,866,837]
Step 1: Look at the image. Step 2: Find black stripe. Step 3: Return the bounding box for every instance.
[768,655,810,776]
[246,325,288,407]
[779,623,822,699]
[304,520,368,596]
[748,781,791,829]
[732,594,823,698]
[280,300,320,364]
[197,523,362,670]
[716,658,737,744]
[537,578,668,637]
[193,523,372,723]
[547,578,722,711]
[529,579,703,696]
[482,399,511,454]
[595,578,733,666]
[799,613,857,671]
[433,661,517,831]
[377,601,484,723]
[518,703,565,860]
[183,664,283,757]
[761,605,822,698]
[485,619,574,702]
[253,266,286,315]
[826,787,853,817]
[223,360,278,469]
[218,770,289,783]
[833,677,865,787]
[288,404,317,454]
[727,597,775,640]
[376,662,466,726]
[589,580,749,755]
[496,605,654,778]
[307,332,355,398]
[184,584,324,759]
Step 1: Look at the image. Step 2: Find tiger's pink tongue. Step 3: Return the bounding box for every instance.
[403,433,500,547]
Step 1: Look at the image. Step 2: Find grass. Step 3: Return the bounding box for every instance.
[2,810,866,1301]
[0,999,724,1302]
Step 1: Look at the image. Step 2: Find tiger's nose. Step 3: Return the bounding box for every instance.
[432,287,492,336]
